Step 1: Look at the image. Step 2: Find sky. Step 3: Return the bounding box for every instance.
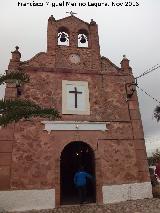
[0,0,160,154]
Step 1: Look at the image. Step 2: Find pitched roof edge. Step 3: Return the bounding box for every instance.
[56,15,90,26]
[101,56,121,70]
[21,52,46,65]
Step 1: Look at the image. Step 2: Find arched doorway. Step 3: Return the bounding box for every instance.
[60,141,96,205]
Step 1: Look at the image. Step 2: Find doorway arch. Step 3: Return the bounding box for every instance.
[60,141,96,205]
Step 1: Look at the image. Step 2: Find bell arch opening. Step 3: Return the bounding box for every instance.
[60,141,96,205]
[58,27,69,46]
[78,29,89,48]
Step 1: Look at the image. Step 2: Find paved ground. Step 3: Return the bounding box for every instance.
[7,198,160,213]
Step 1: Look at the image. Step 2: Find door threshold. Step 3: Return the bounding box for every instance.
[60,202,96,207]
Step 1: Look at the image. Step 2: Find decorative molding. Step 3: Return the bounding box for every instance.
[102,182,152,204]
[0,189,55,212]
[41,121,109,133]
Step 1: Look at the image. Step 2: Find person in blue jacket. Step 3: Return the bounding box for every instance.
[74,166,92,204]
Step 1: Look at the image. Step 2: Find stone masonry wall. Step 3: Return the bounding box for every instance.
[0,16,150,202]
[21,70,131,122]
[8,66,141,190]
[10,120,138,190]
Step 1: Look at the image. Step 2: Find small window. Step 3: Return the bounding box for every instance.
[58,27,69,46]
[78,29,89,48]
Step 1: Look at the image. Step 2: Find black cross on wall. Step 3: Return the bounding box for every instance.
[69,87,82,108]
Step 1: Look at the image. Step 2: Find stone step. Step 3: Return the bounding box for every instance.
[8,199,160,213]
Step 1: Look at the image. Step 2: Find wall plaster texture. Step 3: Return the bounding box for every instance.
[0,189,55,212]
[102,182,152,204]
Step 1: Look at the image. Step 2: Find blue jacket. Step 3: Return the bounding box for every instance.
[74,171,92,187]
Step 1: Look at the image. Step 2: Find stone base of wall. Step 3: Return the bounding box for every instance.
[0,183,153,211]
[0,189,55,212]
[102,182,153,204]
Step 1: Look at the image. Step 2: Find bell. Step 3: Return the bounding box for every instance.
[80,34,86,43]
[60,33,67,42]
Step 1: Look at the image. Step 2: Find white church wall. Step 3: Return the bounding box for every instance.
[0,189,55,211]
[102,182,152,204]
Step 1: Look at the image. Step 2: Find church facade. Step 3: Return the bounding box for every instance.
[0,15,152,211]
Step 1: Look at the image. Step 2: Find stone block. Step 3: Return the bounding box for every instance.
[136,149,148,161]
[138,171,150,182]
[132,120,144,139]
[130,109,141,120]
[0,189,55,211]
[134,139,146,150]
[136,159,149,172]
[102,182,152,204]
[0,126,14,140]
[0,140,12,152]
[129,101,138,110]
[0,166,10,190]
[0,153,11,166]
